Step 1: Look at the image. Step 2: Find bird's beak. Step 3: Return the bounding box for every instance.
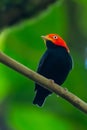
[41,36,47,44]
[41,35,52,46]
[41,35,51,41]
[41,35,51,44]
[41,36,47,40]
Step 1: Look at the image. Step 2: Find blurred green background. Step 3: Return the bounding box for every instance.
[0,0,87,130]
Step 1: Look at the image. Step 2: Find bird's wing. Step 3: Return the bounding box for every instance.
[34,51,49,91]
[37,51,49,73]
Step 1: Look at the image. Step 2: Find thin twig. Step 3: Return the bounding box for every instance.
[0,51,87,114]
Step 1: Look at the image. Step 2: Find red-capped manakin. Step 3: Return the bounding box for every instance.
[33,34,73,107]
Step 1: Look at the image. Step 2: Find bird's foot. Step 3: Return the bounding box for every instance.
[49,79,55,84]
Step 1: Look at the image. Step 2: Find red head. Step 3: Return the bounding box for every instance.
[41,34,69,52]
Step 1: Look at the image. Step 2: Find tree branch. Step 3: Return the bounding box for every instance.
[0,51,87,114]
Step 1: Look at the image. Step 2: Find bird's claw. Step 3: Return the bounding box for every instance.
[49,79,55,84]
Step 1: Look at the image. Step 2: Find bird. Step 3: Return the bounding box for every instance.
[33,33,73,107]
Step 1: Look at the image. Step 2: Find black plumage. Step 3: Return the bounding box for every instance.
[33,40,72,107]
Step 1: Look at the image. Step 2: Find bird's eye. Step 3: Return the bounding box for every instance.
[53,35,58,39]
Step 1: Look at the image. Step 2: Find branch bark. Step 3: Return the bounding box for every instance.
[0,51,87,114]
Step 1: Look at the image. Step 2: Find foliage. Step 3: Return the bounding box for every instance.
[0,0,87,130]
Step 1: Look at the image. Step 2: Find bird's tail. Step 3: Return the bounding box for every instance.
[33,91,48,107]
